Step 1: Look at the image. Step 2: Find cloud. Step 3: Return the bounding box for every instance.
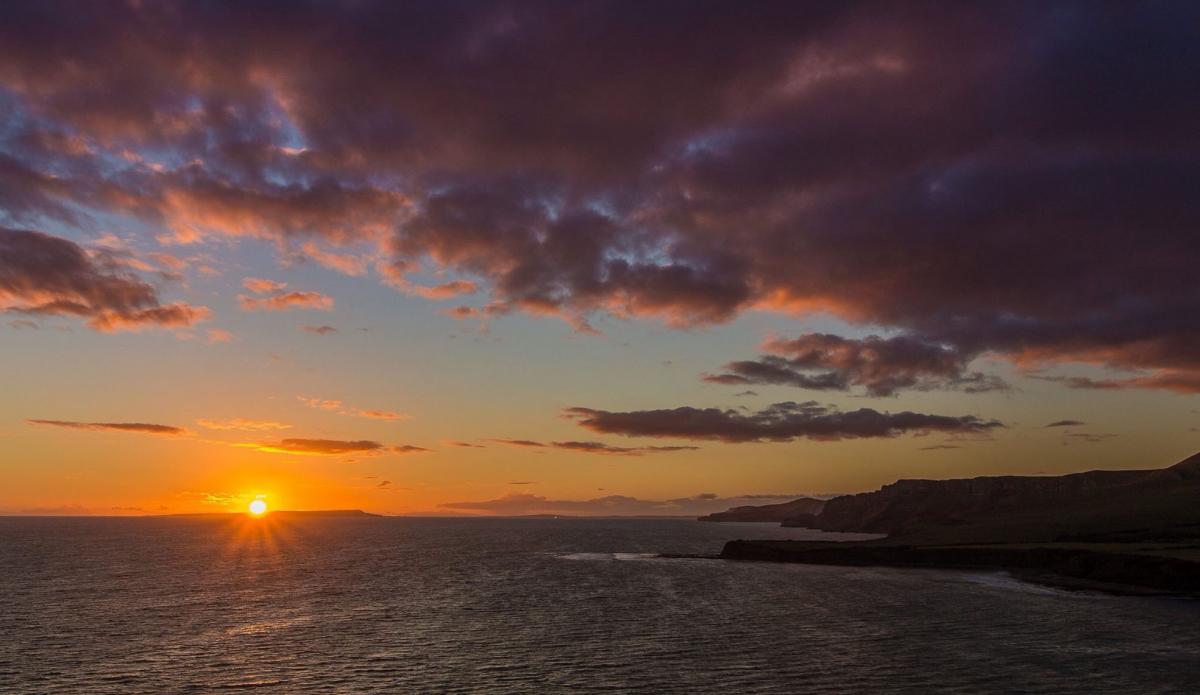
[1,228,209,332]
[1063,432,1119,444]
[297,242,370,276]
[445,440,486,448]
[206,328,233,343]
[1045,420,1085,428]
[27,419,187,435]
[488,438,698,456]
[297,395,407,420]
[550,441,699,456]
[439,492,813,517]
[488,439,547,448]
[1035,372,1200,394]
[298,396,343,411]
[195,418,291,432]
[244,438,386,455]
[0,3,1197,388]
[301,325,337,335]
[242,437,427,456]
[238,290,333,312]
[242,278,288,294]
[565,401,1003,443]
[355,409,407,421]
[397,280,480,300]
[703,333,1007,397]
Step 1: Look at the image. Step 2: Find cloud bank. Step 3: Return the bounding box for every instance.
[0,3,1197,387]
[1,229,208,331]
[566,402,1002,443]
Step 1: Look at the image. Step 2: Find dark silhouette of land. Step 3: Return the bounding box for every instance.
[717,452,1200,594]
[698,497,825,523]
[164,509,381,518]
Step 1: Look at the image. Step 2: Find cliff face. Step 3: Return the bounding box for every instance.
[787,452,1200,542]
[698,497,825,523]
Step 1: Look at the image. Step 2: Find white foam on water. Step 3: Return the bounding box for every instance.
[555,552,661,561]
[959,571,1111,599]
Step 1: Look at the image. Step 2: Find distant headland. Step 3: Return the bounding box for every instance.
[163,509,381,518]
[713,452,1200,596]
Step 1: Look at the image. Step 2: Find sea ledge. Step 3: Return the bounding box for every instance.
[719,539,1200,597]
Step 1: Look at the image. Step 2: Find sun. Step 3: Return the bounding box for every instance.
[248,499,268,516]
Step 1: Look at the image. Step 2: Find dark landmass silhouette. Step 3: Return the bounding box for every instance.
[698,497,825,523]
[718,452,1200,595]
[164,509,381,518]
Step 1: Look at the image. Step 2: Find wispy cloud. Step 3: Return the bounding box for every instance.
[297,396,408,421]
[239,291,334,312]
[242,278,289,294]
[242,438,386,455]
[487,438,698,456]
[239,438,429,456]
[27,419,188,436]
[195,418,292,432]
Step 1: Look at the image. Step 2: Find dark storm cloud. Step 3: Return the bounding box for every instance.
[1045,420,1085,428]
[1,228,209,331]
[565,401,1003,443]
[27,419,187,435]
[0,2,1198,387]
[703,333,1007,396]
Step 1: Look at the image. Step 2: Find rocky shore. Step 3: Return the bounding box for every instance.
[720,539,1200,596]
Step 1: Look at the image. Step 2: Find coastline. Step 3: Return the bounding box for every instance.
[718,539,1200,597]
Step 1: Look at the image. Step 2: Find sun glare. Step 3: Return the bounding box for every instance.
[248,499,268,516]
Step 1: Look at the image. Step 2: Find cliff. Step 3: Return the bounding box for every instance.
[784,452,1200,544]
[699,497,825,523]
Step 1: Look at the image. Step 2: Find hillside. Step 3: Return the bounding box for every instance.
[698,497,825,523]
[783,452,1200,544]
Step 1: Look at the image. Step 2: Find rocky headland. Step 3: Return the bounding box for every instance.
[698,497,825,523]
[716,452,1200,595]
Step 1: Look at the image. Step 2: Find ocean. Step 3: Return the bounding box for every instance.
[2,516,1197,693]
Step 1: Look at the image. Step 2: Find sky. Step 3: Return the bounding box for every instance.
[2,1,1199,516]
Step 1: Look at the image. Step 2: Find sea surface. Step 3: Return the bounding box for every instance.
[2,516,1198,694]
